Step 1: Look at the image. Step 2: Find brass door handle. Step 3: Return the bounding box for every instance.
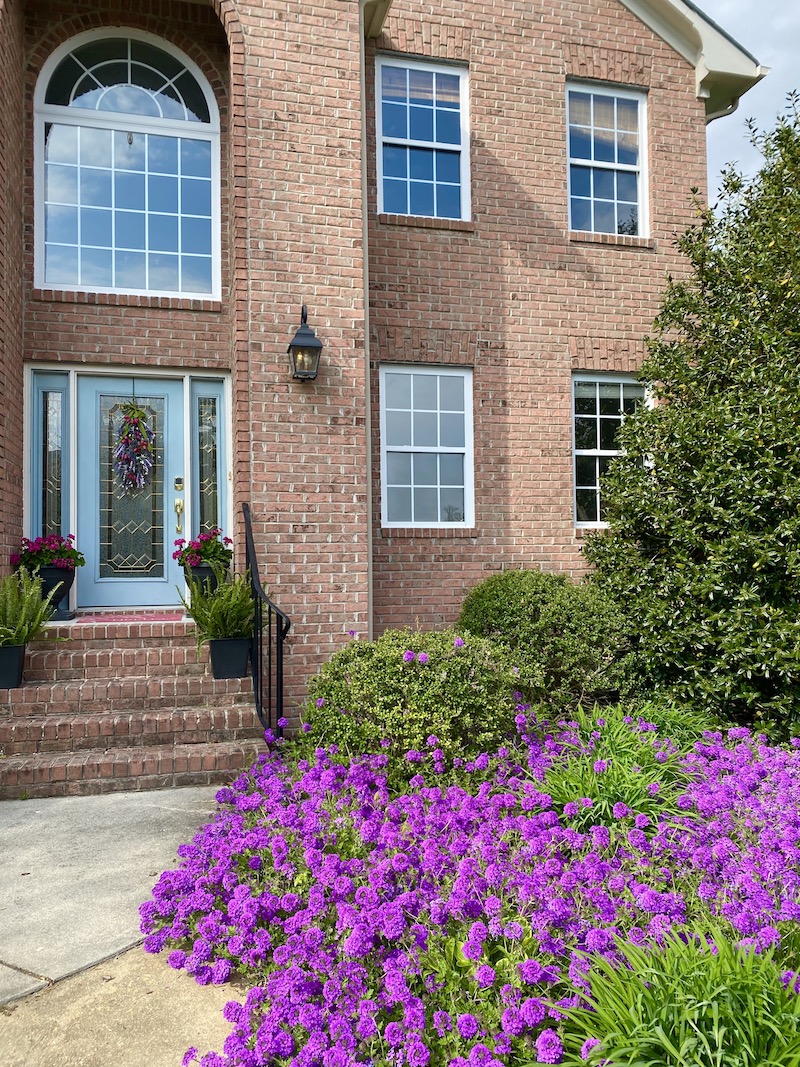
[174,498,184,533]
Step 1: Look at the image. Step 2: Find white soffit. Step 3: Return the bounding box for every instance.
[617,0,767,120]
[362,0,394,37]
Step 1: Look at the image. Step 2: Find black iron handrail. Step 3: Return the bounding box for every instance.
[243,503,291,735]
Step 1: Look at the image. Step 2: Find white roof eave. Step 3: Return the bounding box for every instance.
[616,0,767,120]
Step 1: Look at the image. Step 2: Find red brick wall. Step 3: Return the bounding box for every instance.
[0,0,26,572]
[366,0,707,633]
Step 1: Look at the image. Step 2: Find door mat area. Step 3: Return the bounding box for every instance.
[74,611,186,624]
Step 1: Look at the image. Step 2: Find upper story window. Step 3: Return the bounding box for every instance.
[567,85,647,237]
[380,365,474,528]
[35,31,221,299]
[573,376,645,526]
[376,57,470,221]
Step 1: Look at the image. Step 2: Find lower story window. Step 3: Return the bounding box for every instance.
[573,376,644,525]
[380,365,473,528]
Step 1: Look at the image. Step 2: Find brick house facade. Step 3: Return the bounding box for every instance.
[0,0,763,709]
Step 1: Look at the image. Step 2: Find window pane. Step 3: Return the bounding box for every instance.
[576,488,598,523]
[409,148,434,180]
[383,178,407,214]
[437,184,461,219]
[46,205,78,243]
[569,127,591,160]
[115,250,146,288]
[593,129,615,163]
[574,417,597,450]
[440,412,465,448]
[148,135,179,173]
[436,150,460,184]
[409,106,434,142]
[383,145,407,178]
[440,489,464,522]
[439,375,464,410]
[114,130,146,171]
[116,210,145,249]
[618,133,639,167]
[180,139,211,178]
[46,124,78,164]
[384,372,411,408]
[413,374,438,409]
[115,171,146,209]
[594,200,615,233]
[81,247,112,285]
[387,452,411,484]
[413,488,438,522]
[45,244,79,284]
[436,73,460,107]
[568,91,591,125]
[436,108,460,145]
[575,455,597,487]
[149,174,178,213]
[413,412,438,446]
[149,214,178,252]
[617,171,638,203]
[599,418,621,450]
[81,207,112,246]
[622,384,643,414]
[386,410,412,446]
[599,383,621,415]
[574,382,596,414]
[181,256,212,294]
[382,65,407,103]
[618,205,638,236]
[408,68,433,105]
[80,168,112,207]
[413,452,438,485]
[181,216,211,255]
[570,165,590,198]
[439,453,464,485]
[181,176,211,215]
[47,164,78,204]
[382,102,407,139]
[570,198,591,231]
[387,487,412,523]
[617,98,638,132]
[410,181,434,216]
[148,252,179,290]
[79,127,112,167]
[593,169,614,201]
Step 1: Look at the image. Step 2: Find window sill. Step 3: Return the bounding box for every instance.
[32,288,222,312]
[569,231,655,250]
[378,213,475,233]
[380,526,478,539]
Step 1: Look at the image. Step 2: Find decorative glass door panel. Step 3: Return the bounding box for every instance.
[98,394,165,578]
[77,376,184,606]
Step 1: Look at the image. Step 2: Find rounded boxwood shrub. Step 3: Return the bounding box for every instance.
[304,627,527,764]
[457,568,632,709]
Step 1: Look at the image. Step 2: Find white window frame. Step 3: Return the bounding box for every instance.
[33,29,221,301]
[572,374,646,528]
[566,82,648,238]
[376,55,471,222]
[380,365,474,529]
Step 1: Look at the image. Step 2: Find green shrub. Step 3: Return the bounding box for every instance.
[558,929,800,1066]
[0,568,56,645]
[304,628,524,766]
[457,569,631,709]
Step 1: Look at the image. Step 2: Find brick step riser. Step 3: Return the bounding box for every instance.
[0,741,265,800]
[23,661,210,683]
[1,709,265,755]
[2,692,254,717]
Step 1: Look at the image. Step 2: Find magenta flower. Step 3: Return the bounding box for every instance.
[403,650,416,663]
[535,1028,563,1064]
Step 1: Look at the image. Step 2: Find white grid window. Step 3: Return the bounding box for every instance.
[376,57,470,221]
[567,85,647,237]
[380,366,474,528]
[573,377,644,525]
[35,32,221,300]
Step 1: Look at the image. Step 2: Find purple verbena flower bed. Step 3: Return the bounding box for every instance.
[140,711,800,1067]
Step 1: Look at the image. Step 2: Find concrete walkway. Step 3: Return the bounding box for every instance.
[0,787,237,1066]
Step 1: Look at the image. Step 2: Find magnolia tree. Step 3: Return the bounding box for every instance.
[585,99,800,736]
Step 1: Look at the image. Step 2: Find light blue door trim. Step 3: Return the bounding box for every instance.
[76,376,185,607]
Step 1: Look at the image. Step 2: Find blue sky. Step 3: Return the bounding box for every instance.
[699,0,800,202]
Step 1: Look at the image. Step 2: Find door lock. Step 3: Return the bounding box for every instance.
[174,498,184,533]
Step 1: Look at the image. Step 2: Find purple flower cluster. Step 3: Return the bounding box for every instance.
[140,718,800,1067]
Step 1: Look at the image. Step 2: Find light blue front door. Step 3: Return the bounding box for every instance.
[76,376,185,607]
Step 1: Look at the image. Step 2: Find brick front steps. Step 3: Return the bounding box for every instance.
[0,616,265,799]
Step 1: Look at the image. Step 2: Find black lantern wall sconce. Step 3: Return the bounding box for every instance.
[288,305,323,381]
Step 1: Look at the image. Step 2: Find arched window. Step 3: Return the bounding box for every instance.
[35,32,220,299]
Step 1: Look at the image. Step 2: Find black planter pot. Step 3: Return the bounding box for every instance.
[0,644,25,688]
[38,565,76,621]
[185,564,222,594]
[208,637,250,679]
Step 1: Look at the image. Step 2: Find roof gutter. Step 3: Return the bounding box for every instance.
[616,0,767,122]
